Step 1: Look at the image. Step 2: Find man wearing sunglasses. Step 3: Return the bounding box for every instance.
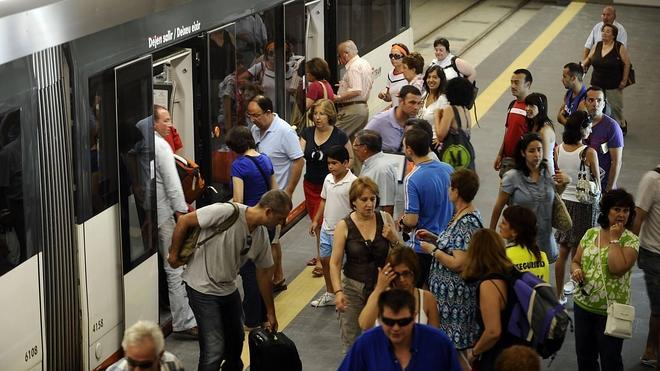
[339,288,460,371]
[169,190,292,371]
[107,320,184,371]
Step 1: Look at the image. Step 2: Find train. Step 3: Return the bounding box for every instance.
[0,0,413,369]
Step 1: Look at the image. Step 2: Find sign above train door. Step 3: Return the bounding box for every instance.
[147,20,202,49]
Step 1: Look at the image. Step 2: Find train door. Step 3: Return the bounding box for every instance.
[305,0,325,60]
[114,56,159,328]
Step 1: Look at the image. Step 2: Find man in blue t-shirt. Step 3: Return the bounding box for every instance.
[557,62,587,126]
[339,289,461,371]
[401,126,453,288]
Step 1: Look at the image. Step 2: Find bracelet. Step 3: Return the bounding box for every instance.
[609,239,621,245]
[432,246,441,254]
[334,289,343,295]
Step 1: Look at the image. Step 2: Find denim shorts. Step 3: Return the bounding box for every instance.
[319,229,334,258]
[638,247,660,316]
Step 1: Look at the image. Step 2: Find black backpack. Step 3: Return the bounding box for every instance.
[438,106,475,170]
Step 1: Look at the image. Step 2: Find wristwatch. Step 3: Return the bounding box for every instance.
[609,239,621,245]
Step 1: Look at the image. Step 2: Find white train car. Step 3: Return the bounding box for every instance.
[0,0,412,369]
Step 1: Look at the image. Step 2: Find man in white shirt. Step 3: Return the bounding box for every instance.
[634,166,660,368]
[335,40,374,138]
[353,130,398,216]
[153,105,197,336]
[583,5,628,59]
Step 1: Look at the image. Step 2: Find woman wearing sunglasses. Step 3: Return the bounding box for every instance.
[330,177,399,353]
[377,43,410,107]
[357,247,439,330]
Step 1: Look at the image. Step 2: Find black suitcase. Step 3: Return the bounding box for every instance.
[248,328,302,371]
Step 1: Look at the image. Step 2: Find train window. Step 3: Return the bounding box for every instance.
[114,58,157,270]
[284,0,307,123]
[336,0,409,56]
[0,108,26,276]
[83,72,119,219]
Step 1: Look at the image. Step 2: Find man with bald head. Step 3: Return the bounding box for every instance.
[335,40,373,138]
[583,5,628,59]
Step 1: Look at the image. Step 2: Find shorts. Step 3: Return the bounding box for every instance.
[319,229,334,258]
[303,179,324,226]
[638,248,660,316]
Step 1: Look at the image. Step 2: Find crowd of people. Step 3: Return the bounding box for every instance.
[106,5,660,371]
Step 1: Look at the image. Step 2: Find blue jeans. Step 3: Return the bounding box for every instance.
[574,304,624,371]
[186,285,244,371]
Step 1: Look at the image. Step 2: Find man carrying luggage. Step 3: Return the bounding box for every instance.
[168,190,292,371]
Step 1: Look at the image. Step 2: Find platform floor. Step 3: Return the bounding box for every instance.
[167,2,660,370]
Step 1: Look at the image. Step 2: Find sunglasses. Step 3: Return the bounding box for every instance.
[389,53,404,60]
[240,235,252,256]
[381,316,414,327]
[126,357,155,369]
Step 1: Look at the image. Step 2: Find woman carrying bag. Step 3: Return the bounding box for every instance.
[571,189,639,371]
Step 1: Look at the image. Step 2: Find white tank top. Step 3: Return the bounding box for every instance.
[557,144,587,203]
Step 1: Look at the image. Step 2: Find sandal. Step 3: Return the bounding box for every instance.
[312,266,323,277]
[273,279,287,292]
[306,257,318,266]
[641,357,657,368]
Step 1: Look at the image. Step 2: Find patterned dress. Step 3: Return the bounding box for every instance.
[428,210,483,349]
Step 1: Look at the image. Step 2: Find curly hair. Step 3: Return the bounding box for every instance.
[445,77,474,107]
[597,189,636,229]
[422,65,447,95]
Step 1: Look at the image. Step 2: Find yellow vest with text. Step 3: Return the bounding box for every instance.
[506,244,550,282]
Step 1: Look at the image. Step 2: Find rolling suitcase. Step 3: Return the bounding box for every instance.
[248,328,302,371]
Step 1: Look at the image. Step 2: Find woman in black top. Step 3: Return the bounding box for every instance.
[583,23,632,132]
[462,229,523,371]
[300,99,352,275]
[329,177,399,352]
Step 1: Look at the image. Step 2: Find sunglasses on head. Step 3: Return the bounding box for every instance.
[240,235,252,256]
[380,316,414,327]
[126,357,155,369]
[389,53,404,60]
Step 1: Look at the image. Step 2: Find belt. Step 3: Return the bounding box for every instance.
[336,101,367,108]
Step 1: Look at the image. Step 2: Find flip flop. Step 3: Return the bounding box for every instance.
[273,279,287,292]
[641,358,657,368]
[312,266,323,277]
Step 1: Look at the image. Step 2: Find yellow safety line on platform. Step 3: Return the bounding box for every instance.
[237,3,586,367]
[471,1,585,127]
[241,266,325,366]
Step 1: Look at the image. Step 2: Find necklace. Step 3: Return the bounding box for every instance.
[449,205,471,225]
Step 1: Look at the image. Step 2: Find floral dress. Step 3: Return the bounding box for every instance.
[428,210,483,349]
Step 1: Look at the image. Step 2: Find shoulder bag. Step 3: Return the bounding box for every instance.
[552,171,572,231]
[615,42,635,87]
[178,202,240,263]
[245,155,272,191]
[597,231,635,339]
[293,81,328,135]
[575,147,600,204]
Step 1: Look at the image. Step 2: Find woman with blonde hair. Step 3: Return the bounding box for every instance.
[300,99,352,277]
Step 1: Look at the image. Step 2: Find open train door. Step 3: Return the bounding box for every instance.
[114,55,159,328]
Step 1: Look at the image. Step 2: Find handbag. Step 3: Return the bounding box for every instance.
[596,231,635,339]
[177,202,240,263]
[575,147,600,204]
[552,192,572,231]
[615,43,635,87]
[293,81,328,135]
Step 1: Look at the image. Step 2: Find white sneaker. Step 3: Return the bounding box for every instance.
[310,292,335,307]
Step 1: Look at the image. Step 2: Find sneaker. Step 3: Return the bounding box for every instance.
[559,293,567,305]
[563,279,577,296]
[310,292,335,307]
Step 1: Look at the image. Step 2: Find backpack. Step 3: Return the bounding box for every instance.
[173,154,205,203]
[438,106,475,170]
[507,270,572,359]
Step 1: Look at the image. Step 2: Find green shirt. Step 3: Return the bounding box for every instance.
[574,227,639,315]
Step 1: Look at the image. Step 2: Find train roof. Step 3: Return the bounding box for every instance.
[0,0,281,66]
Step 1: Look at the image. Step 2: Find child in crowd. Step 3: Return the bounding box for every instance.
[309,145,357,307]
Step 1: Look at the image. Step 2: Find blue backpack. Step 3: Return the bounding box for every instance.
[507,270,572,359]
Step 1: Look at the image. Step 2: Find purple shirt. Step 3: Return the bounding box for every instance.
[364,108,404,152]
[585,114,623,189]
